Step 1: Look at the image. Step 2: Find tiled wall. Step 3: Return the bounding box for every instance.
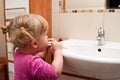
[52,0,120,42]
[52,0,60,39]
[58,13,104,40]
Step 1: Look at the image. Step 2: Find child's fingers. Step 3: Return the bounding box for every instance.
[48,38,57,42]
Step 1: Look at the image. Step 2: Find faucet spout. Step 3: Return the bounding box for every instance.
[96,27,105,45]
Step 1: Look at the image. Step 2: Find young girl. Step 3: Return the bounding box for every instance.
[1,14,63,80]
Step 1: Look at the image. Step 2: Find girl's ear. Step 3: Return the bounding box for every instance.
[31,41,38,48]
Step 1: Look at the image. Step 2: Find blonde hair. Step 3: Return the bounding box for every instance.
[1,14,48,50]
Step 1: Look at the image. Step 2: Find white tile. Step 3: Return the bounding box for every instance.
[52,13,59,38]
[8,62,14,73]
[7,42,13,53]
[52,0,60,13]
[8,52,14,61]
[9,72,14,80]
[104,13,120,42]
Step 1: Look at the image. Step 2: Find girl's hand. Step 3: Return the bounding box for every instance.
[51,41,62,54]
[48,38,62,55]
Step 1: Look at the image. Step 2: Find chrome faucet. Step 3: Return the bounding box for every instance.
[96,27,105,45]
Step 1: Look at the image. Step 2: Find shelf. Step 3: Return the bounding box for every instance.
[5,19,13,22]
[8,60,14,63]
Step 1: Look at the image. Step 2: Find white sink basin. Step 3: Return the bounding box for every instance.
[62,39,120,79]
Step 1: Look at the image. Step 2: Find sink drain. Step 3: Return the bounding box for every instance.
[98,48,101,52]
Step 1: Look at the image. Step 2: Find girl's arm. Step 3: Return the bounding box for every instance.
[50,41,63,77]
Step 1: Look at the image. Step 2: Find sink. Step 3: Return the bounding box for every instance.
[62,39,120,79]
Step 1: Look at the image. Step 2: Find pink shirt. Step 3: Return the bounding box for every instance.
[14,50,57,80]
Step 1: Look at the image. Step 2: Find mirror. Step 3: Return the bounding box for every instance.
[61,0,106,11]
[65,0,105,10]
[60,0,120,12]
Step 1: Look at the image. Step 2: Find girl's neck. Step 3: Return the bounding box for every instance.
[18,48,37,55]
[17,48,47,58]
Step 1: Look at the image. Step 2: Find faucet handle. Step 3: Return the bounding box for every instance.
[97,27,104,36]
[97,26,103,30]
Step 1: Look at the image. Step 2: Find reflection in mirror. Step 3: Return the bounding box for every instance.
[106,0,120,9]
[60,0,106,12]
[65,0,105,10]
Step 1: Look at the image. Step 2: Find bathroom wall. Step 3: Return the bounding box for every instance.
[52,0,120,42]
[58,13,104,40]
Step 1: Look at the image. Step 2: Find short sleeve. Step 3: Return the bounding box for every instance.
[30,56,57,80]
